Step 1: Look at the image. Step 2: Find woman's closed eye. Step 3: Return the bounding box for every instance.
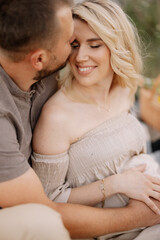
[90,44,102,48]
[71,43,102,49]
[71,41,79,49]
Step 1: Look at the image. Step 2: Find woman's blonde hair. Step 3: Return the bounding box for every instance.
[58,0,143,100]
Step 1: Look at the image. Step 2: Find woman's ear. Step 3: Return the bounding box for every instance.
[30,49,49,71]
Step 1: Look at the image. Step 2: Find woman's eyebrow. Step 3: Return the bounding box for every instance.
[87,38,102,42]
[71,38,102,44]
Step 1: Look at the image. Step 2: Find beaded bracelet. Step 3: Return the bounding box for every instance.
[100,178,106,208]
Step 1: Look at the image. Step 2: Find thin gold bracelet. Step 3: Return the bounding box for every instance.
[100,178,106,208]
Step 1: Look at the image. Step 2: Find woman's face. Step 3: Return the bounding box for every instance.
[69,19,114,88]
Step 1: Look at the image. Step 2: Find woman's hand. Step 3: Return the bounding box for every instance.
[117,164,160,215]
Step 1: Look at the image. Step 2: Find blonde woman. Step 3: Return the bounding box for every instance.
[32,0,160,239]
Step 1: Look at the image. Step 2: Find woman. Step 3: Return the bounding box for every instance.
[32,0,160,239]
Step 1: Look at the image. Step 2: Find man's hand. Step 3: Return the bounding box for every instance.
[128,199,160,227]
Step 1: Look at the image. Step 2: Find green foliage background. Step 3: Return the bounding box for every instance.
[118,0,160,78]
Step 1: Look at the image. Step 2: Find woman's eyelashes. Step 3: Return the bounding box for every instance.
[70,41,102,49]
[90,45,101,48]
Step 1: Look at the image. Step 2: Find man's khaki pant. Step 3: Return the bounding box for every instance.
[0,203,71,240]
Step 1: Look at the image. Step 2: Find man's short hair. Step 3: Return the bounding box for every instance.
[0,0,73,60]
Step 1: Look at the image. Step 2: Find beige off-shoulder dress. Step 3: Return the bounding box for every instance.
[32,111,160,240]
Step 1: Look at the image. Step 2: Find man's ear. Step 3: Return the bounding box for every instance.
[30,49,49,71]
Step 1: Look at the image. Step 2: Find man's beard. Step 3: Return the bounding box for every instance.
[33,61,67,82]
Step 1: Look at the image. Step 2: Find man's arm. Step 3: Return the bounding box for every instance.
[0,168,160,238]
[58,199,160,238]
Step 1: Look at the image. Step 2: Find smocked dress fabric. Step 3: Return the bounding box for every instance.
[32,111,160,240]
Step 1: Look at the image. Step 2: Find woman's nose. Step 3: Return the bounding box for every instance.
[76,46,89,62]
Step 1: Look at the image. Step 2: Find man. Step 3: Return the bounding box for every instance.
[0,0,160,239]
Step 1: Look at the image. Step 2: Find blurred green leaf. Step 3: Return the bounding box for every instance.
[117,0,160,78]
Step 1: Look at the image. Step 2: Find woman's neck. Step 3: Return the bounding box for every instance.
[71,76,113,106]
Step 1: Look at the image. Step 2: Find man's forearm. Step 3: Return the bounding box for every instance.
[1,169,160,239]
[55,200,160,238]
[56,203,131,238]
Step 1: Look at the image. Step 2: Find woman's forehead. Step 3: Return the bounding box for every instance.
[73,19,99,39]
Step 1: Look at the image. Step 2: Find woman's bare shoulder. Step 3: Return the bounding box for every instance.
[33,90,72,155]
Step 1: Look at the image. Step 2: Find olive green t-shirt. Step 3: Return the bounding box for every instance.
[0,66,57,182]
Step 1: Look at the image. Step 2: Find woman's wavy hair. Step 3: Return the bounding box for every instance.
[58,0,143,99]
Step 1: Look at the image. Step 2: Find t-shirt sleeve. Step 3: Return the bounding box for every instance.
[32,151,71,203]
[0,115,30,182]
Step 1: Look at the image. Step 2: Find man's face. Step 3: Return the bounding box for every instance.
[34,6,74,81]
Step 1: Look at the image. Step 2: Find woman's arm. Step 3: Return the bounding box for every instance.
[69,165,160,214]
